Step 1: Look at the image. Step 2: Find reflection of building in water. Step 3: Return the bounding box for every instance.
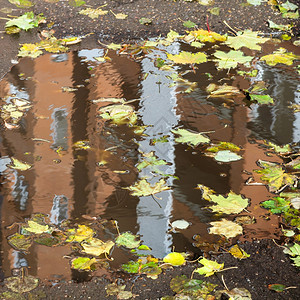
[0,50,141,279]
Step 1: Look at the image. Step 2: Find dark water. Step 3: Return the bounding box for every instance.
[0,43,299,282]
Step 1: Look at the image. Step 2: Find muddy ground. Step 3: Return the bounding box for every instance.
[0,0,299,299]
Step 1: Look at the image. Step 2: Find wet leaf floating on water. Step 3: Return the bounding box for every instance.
[73,140,91,150]
[121,261,140,273]
[18,43,43,58]
[206,83,242,100]
[225,30,269,51]
[99,104,137,125]
[7,233,32,251]
[66,225,95,243]
[208,191,249,214]
[126,178,170,197]
[23,220,50,234]
[260,197,290,214]
[194,258,224,277]
[5,275,39,293]
[171,219,190,230]
[206,142,241,153]
[172,128,210,147]
[163,252,186,266]
[209,219,243,238]
[214,150,242,162]
[267,142,291,154]
[249,94,274,105]
[229,244,250,259]
[34,234,62,247]
[69,0,85,7]
[213,50,253,69]
[71,257,97,271]
[7,157,32,171]
[8,0,33,8]
[196,184,216,201]
[137,152,168,171]
[167,51,207,64]
[115,232,140,249]
[260,48,300,66]
[81,238,114,256]
[79,8,108,19]
[187,29,226,43]
[254,160,297,192]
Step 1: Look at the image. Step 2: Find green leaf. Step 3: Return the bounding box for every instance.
[172,128,210,147]
[213,50,253,69]
[137,152,168,171]
[267,142,291,153]
[284,243,300,256]
[268,20,292,31]
[261,197,290,214]
[268,284,286,292]
[121,261,140,273]
[8,0,33,8]
[34,234,62,247]
[206,142,241,153]
[81,238,114,256]
[261,48,300,66]
[163,252,186,266]
[137,244,151,250]
[281,0,298,11]
[23,220,49,234]
[183,20,196,28]
[208,191,249,214]
[71,257,97,270]
[5,276,39,293]
[247,0,263,5]
[195,258,224,277]
[254,160,297,192]
[7,233,32,251]
[229,244,250,259]
[139,17,152,25]
[8,157,32,171]
[69,0,85,7]
[116,232,140,249]
[214,150,242,162]
[225,30,269,50]
[249,94,274,104]
[6,13,35,31]
[167,51,207,64]
[209,219,243,238]
[126,178,170,197]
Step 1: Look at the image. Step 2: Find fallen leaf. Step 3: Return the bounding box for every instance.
[247,0,263,6]
[171,219,190,230]
[268,20,292,31]
[196,184,216,201]
[115,232,140,249]
[8,0,33,8]
[206,83,242,100]
[261,197,290,214]
[209,7,220,15]
[188,29,226,43]
[23,220,49,234]
[163,252,186,266]
[66,225,95,242]
[183,20,196,28]
[5,276,39,293]
[172,128,210,147]
[225,30,269,51]
[249,94,274,104]
[99,104,137,125]
[209,219,243,238]
[213,50,253,69]
[81,238,114,256]
[206,142,241,153]
[195,258,224,277]
[214,150,242,162]
[208,191,249,214]
[73,140,91,150]
[121,261,140,273]
[254,160,297,192]
[79,8,108,19]
[18,43,43,58]
[260,48,300,66]
[126,178,170,197]
[71,257,97,270]
[268,284,286,293]
[216,288,252,299]
[111,11,128,19]
[5,13,36,31]
[7,233,32,251]
[7,157,32,171]
[229,244,250,259]
[167,51,207,64]
[137,152,167,171]
[69,0,85,7]
[139,17,152,25]
[281,0,298,11]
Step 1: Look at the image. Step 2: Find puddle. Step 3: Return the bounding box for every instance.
[0,39,299,282]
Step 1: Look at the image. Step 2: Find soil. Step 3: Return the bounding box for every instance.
[0,0,299,299]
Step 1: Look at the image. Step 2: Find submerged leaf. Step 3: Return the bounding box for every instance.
[167,51,207,64]
[172,128,210,147]
[7,233,32,251]
[195,258,224,277]
[209,219,243,238]
[254,160,297,192]
[126,178,170,197]
[99,104,137,125]
[225,30,269,51]
[71,257,97,270]
[5,276,39,293]
[163,252,186,266]
[213,50,253,69]
[261,48,300,66]
[206,142,241,153]
[121,261,140,273]
[116,232,140,249]
[208,191,249,214]
[261,197,290,214]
